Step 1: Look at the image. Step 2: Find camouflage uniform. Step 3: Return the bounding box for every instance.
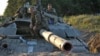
[45,8,58,24]
[45,8,57,15]
[30,6,42,38]
[29,6,36,37]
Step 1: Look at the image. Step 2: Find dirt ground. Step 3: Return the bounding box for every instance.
[6,52,100,56]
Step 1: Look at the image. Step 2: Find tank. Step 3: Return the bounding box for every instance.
[0,0,89,55]
[0,14,89,53]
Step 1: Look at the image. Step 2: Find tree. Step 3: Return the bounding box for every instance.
[4,0,100,16]
[4,0,26,16]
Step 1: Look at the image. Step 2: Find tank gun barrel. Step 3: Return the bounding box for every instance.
[40,29,72,52]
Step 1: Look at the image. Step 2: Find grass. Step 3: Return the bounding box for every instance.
[64,14,100,33]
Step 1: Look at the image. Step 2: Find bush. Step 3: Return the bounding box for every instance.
[65,14,100,32]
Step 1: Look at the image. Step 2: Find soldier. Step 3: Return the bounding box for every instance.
[29,6,36,37]
[24,2,31,17]
[29,6,42,38]
[45,3,58,24]
[24,2,30,9]
[46,4,57,15]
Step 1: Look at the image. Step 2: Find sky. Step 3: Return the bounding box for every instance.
[0,0,8,16]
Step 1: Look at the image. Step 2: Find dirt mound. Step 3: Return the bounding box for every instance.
[87,33,100,53]
[80,31,100,53]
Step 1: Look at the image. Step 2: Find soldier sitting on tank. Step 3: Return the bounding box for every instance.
[44,3,58,24]
[29,6,36,37]
[29,5,42,38]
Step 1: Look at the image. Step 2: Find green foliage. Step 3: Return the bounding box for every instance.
[65,14,100,32]
[4,0,26,16]
[4,0,100,16]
